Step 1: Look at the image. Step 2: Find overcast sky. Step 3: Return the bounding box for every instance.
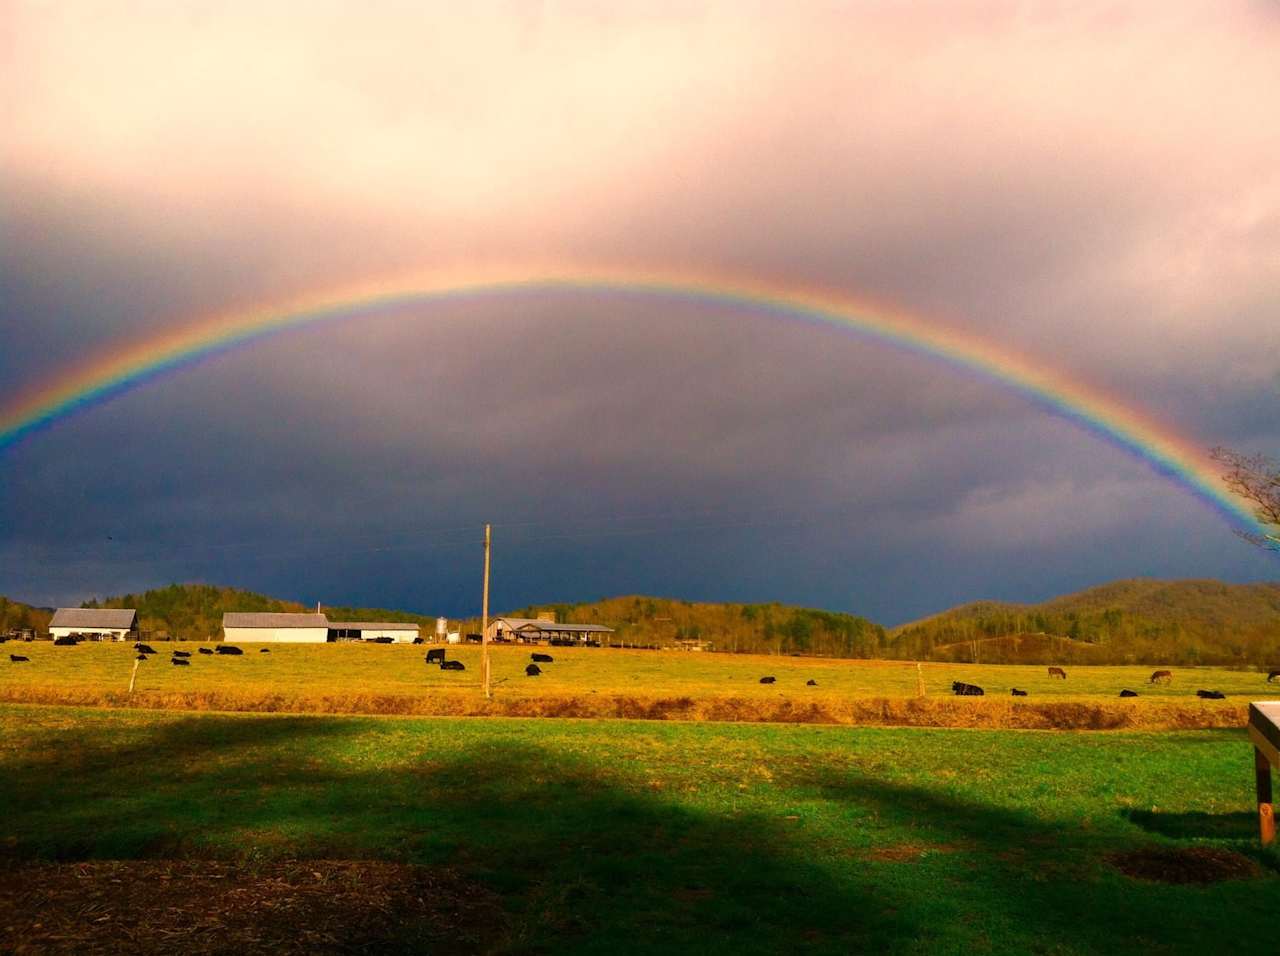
[2,2,1278,625]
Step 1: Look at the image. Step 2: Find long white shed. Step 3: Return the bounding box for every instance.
[222,612,329,643]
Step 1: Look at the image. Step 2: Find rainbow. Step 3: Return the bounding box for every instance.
[0,266,1264,538]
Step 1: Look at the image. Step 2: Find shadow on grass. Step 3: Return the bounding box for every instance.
[1124,809,1260,840]
[3,713,1280,955]
[0,713,908,954]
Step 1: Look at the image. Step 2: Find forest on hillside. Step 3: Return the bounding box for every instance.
[3,577,1277,663]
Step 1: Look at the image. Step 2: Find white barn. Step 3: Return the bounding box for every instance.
[327,621,419,642]
[50,608,137,641]
[222,612,329,643]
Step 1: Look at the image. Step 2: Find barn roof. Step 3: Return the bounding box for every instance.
[223,612,328,628]
[512,621,615,634]
[51,608,137,629]
[328,621,419,631]
[491,617,557,629]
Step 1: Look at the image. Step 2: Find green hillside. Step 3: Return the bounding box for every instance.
[891,578,1280,665]
[82,584,309,640]
[500,595,887,658]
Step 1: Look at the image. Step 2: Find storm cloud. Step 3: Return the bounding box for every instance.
[2,2,1277,623]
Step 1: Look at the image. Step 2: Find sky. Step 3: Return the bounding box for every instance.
[2,1,1278,625]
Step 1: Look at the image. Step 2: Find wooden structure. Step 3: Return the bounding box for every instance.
[1247,701,1279,846]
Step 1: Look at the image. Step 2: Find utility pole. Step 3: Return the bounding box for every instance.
[481,523,492,700]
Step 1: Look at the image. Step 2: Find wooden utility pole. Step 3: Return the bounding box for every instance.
[481,523,492,700]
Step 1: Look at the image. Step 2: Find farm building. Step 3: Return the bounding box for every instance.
[222,613,421,643]
[222,612,329,643]
[485,616,614,645]
[49,608,137,642]
[327,621,419,642]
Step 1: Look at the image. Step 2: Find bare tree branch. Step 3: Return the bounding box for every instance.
[1211,446,1280,551]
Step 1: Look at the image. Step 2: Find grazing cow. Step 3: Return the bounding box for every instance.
[1149,670,1173,684]
[806,679,818,686]
[526,663,542,676]
[216,645,243,655]
[1011,688,1028,696]
[1268,670,1280,683]
[425,648,446,664]
[412,637,424,645]
[1119,689,1138,698]
[531,653,553,664]
[1196,689,1226,700]
[759,676,776,684]
[171,658,189,667]
[135,644,157,655]
[951,681,984,696]
[53,636,77,646]
[198,647,213,655]
[9,654,29,662]
[440,660,465,671]
[172,650,191,658]
[1047,667,1067,679]
[260,648,270,653]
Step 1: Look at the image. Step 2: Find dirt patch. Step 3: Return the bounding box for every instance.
[0,859,506,955]
[1107,846,1262,885]
[865,842,968,863]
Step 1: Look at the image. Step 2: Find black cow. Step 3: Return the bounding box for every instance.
[9,654,29,662]
[216,645,243,655]
[531,653,553,663]
[1196,689,1226,700]
[260,648,270,653]
[171,658,190,666]
[412,637,424,645]
[198,647,214,655]
[425,648,446,664]
[1119,689,1138,698]
[952,681,984,696]
[806,679,818,686]
[135,644,157,655]
[1268,670,1280,683]
[1011,688,1028,696]
[440,660,465,671]
[526,663,542,676]
[53,636,78,646]
[759,676,776,684]
[172,650,191,658]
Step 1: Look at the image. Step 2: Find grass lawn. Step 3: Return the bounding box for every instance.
[0,643,1271,727]
[1,704,1277,954]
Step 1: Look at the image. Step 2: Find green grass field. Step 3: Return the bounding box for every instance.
[1,703,1277,954]
[0,641,1273,730]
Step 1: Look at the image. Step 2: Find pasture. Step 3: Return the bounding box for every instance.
[0,641,1272,727]
[1,704,1278,954]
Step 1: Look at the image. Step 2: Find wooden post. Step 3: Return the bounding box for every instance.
[1256,747,1275,847]
[915,661,925,697]
[128,657,141,694]
[481,523,491,701]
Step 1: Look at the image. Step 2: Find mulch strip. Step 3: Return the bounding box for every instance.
[0,859,507,955]
[1107,846,1262,885]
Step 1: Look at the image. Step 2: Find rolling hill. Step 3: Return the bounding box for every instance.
[890,578,1280,665]
[3,577,1277,663]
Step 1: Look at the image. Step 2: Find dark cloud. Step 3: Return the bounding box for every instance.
[3,4,1278,622]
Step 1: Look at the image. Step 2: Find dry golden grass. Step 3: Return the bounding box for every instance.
[0,640,1269,728]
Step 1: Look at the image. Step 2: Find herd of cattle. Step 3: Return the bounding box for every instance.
[940,667,1270,699]
[8,647,1280,699]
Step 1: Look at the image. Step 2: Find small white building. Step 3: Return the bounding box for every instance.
[50,608,138,641]
[222,612,329,643]
[327,621,419,642]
